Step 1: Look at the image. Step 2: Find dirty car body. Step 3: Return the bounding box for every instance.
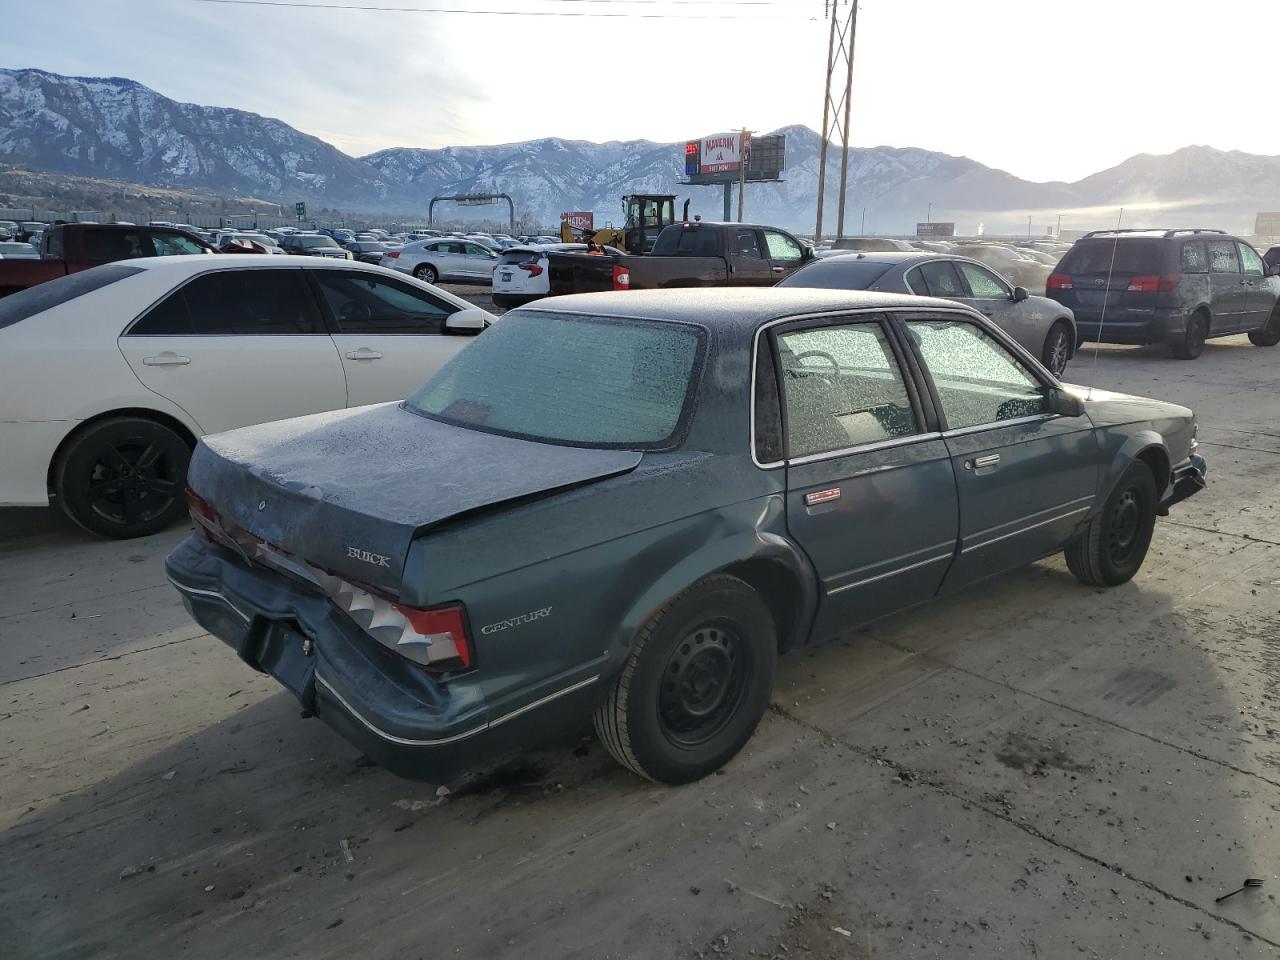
[166,288,1205,784]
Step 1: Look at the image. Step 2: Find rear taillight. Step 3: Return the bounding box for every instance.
[1126,274,1179,293]
[385,250,400,259]
[612,264,631,290]
[186,486,225,544]
[1046,273,1073,290]
[518,263,543,278]
[391,602,473,670]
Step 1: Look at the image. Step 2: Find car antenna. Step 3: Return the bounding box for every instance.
[1087,207,1124,400]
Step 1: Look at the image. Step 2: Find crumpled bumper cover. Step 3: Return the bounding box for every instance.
[164,534,594,782]
[1160,453,1207,514]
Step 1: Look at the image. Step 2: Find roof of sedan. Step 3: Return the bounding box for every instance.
[530,286,970,328]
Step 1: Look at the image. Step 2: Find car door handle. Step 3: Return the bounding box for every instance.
[142,353,190,366]
[345,348,383,360]
[772,266,786,273]
[966,454,1001,470]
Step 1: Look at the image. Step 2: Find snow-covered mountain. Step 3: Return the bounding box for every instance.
[0,67,1273,232]
[0,68,390,207]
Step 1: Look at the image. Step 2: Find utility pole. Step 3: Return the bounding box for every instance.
[814,0,858,242]
[927,201,932,225]
[1056,212,1063,236]
[737,128,751,223]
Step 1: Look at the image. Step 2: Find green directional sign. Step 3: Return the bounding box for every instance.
[295,202,306,220]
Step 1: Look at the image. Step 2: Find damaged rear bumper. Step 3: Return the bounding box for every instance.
[1159,453,1207,515]
[165,534,599,782]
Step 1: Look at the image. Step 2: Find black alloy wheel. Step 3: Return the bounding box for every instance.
[1043,322,1072,376]
[56,417,191,539]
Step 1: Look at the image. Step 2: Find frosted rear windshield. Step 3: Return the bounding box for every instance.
[407,310,705,449]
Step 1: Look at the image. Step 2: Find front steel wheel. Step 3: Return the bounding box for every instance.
[1065,462,1157,587]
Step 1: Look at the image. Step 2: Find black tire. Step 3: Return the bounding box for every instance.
[1248,306,1280,347]
[413,263,438,285]
[1064,462,1157,587]
[55,417,191,539]
[1041,321,1073,377]
[593,574,777,784]
[1171,311,1208,360]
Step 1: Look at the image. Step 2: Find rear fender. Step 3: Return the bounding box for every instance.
[602,495,818,682]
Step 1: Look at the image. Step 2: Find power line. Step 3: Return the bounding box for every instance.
[181,0,806,18]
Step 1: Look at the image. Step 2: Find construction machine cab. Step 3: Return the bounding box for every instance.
[622,194,678,255]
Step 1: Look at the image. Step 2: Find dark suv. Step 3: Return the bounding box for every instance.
[1046,228,1280,359]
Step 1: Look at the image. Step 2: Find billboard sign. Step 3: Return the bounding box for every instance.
[561,211,594,231]
[916,221,956,238]
[700,132,747,175]
[683,134,784,185]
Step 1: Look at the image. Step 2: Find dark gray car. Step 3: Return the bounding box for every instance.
[780,252,1078,376]
[166,289,1204,786]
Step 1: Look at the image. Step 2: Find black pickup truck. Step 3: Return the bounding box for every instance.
[546,220,814,295]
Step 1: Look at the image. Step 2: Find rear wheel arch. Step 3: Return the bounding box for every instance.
[721,556,809,654]
[48,407,197,495]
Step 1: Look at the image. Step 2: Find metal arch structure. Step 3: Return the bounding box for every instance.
[428,193,515,229]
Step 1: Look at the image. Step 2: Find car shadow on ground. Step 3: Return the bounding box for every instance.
[3,532,1275,958]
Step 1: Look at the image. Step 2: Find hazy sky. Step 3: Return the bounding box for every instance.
[3,0,1275,182]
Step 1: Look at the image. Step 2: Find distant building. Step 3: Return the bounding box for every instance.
[1253,212,1280,238]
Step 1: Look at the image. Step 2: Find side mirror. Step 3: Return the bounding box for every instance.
[1267,264,1280,277]
[801,243,815,261]
[1012,286,1029,302]
[1045,387,1084,416]
[445,307,489,335]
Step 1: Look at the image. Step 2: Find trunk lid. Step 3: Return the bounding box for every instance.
[190,402,642,594]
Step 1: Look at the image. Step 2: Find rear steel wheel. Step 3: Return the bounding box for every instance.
[594,575,776,784]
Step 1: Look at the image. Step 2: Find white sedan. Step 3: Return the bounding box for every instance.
[380,238,500,284]
[0,255,494,539]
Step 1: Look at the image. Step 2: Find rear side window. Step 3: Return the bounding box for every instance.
[1059,240,1161,276]
[912,260,967,297]
[1207,239,1240,273]
[1181,241,1208,273]
[83,229,151,261]
[0,264,144,331]
[776,320,919,457]
[652,228,720,257]
[129,269,321,335]
[736,230,764,260]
